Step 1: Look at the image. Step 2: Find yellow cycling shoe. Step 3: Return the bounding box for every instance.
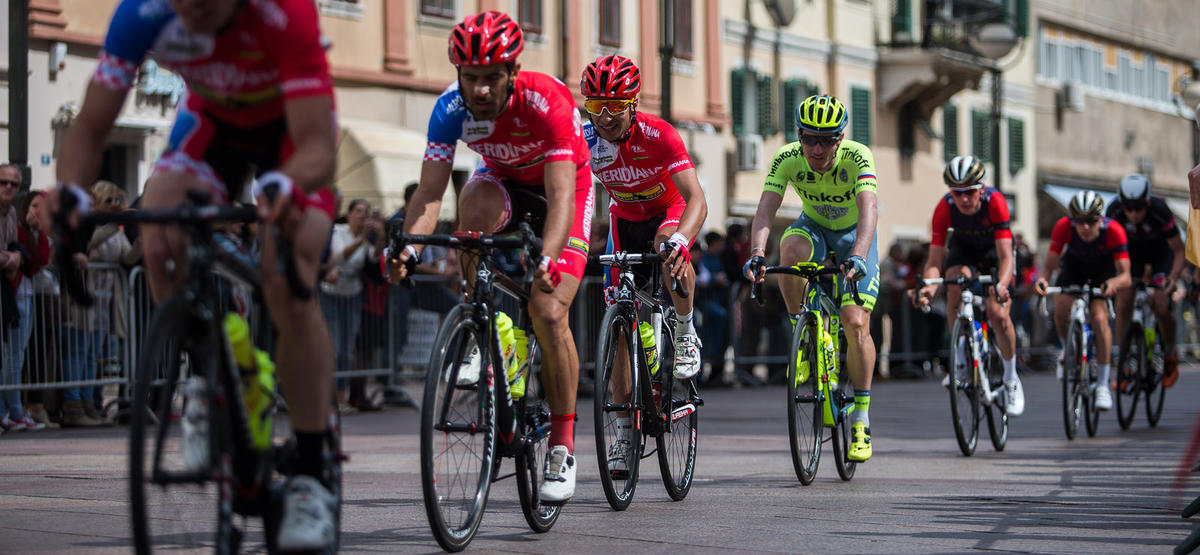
[794,356,810,386]
[847,423,872,462]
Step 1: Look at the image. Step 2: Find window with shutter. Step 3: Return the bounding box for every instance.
[892,0,912,41]
[758,74,776,137]
[850,86,871,146]
[731,68,747,136]
[781,80,803,142]
[1007,117,1025,175]
[943,104,958,161]
[971,109,992,163]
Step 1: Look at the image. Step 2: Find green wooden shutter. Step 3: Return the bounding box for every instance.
[1005,0,1028,37]
[757,73,776,137]
[1008,117,1025,175]
[850,86,871,146]
[893,0,912,41]
[782,79,803,142]
[971,109,992,163]
[942,104,958,161]
[731,68,746,136]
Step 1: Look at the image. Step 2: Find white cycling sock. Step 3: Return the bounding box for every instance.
[1003,357,1018,383]
[1099,364,1111,387]
[675,311,695,337]
[615,417,632,441]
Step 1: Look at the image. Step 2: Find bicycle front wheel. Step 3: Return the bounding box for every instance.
[787,312,822,485]
[130,297,236,554]
[420,304,495,552]
[1062,320,1085,440]
[656,372,698,501]
[1115,322,1143,430]
[829,331,857,482]
[515,338,561,533]
[593,304,641,511]
[948,318,979,456]
[1145,328,1166,427]
[983,336,1008,452]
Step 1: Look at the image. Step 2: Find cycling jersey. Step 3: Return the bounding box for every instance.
[1049,217,1129,286]
[931,187,1012,274]
[1105,196,1179,276]
[584,113,692,222]
[424,71,593,279]
[95,0,336,214]
[763,140,878,230]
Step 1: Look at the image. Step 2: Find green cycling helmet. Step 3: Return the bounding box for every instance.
[795,94,848,134]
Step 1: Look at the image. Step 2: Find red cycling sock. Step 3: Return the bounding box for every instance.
[550,413,576,453]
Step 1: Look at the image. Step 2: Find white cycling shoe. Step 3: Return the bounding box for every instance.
[1094,385,1113,412]
[538,445,576,505]
[673,333,702,379]
[607,438,632,477]
[181,378,209,472]
[456,345,482,386]
[1005,377,1025,416]
[277,475,337,551]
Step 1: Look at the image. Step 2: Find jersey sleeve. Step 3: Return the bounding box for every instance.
[93,0,161,91]
[424,87,466,164]
[1048,217,1071,255]
[1105,200,1121,219]
[929,199,951,247]
[528,78,584,163]
[261,0,333,101]
[848,145,878,196]
[763,143,798,196]
[986,190,1013,241]
[1153,199,1181,237]
[659,123,695,176]
[1106,220,1130,260]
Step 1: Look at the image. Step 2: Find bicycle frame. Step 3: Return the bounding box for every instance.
[922,275,999,406]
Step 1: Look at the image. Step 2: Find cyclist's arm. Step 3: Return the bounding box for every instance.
[670,168,707,243]
[402,161,453,237]
[749,190,783,256]
[850,191,878,259]
[56,82,127,187]
[995,238,1015,291]
[987,189,1014,291]
[1108,257,1132,292]
[280,95,336,193]
[1040,250,1062,287]
[1168,234,1186,285]
[540,159,576,261]
[922,246,946,280]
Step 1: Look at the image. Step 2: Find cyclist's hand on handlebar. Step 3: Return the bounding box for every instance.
[994,282,1011,304]
[842,255,867,281]
[660,233,691,281]
[743,254,766,283]
[252,171,299,228]
[535,255,563,293]
[1101,279,1119,298]
[915,284,937,308]
[45,183,91,232]
[384,245,418,284]
[1034,278,1049,296]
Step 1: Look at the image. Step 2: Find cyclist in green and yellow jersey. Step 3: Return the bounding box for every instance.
[744,94,880,462]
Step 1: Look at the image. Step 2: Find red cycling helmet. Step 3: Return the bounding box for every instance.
[581,55,641,99]
[448,11,524,66]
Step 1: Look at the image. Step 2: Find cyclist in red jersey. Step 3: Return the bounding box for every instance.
[387,11,593,506]
[52,0,337,548]
[579,55,708,475]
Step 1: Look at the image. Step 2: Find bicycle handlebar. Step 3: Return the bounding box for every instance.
[1038,285,1112,316]
[749,263,861,308]
[593,251,689,298]
[390,221,544,290]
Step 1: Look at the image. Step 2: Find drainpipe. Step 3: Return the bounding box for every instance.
[826,0,837,93]
[8,0,30,188]
[559,0,569,82]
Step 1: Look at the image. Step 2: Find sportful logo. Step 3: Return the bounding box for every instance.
[462,119,495,141]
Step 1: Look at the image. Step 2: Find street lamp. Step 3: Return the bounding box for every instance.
[968,22,1019,191]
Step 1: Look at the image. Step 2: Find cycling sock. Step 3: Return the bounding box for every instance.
[615,417,632,441]
[550,413,576,453]
[789,313,801,329]
[1003,356,1018,383]
[852,390,870,427]
[295,431,328,487]
[1099,364,1111,387]
[674,311,695,337]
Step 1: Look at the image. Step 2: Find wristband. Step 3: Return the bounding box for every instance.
[251,171,294,201]
[58,183,92,214]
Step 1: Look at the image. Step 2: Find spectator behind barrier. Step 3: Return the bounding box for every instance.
[21,191,59,429]
[0,165,49,431]
[696,231,729,386]
[320,198,376,415]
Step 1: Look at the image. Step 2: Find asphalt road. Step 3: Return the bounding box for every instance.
[3,366,1199,553]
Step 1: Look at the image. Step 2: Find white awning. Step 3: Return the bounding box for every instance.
[335,118,480,218]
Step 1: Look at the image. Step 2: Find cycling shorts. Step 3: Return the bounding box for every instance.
[780,213,879,311]
[1130,250,1172,281]
[604,200,690,288]
[472,164,594,281]
[1056,263,1116,288]
[155,99,335,218]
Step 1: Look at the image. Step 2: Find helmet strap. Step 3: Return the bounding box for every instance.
[609,110,637,144]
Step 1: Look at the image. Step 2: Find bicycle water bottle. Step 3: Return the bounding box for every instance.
[639,321,660,375]
[224,313,275,452]
[1145,326,1156,362]
[510,327,528,399]
[821,330,838,427]
[495,311,524,398]
[979,321,989,357]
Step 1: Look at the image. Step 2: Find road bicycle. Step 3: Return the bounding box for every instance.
[1040,284,1112,440]
[593,251,702,510]
[393,222,559,552]
[917,274,1008,456]
[1114,281,1167,429]
[751,261,861,484]
[54,189,344,554]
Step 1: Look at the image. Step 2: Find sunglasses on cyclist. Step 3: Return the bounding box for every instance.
[1122,203,1147,213]
[950,187,981,197]
[0,179,18,188]
[583,98,635,117]
[799,133,842,148]
[1073,216,1101,225]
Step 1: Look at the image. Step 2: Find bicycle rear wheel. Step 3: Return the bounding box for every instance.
[1062,320,1085,440]
[657,373,698,500]
[420,304,495,552]
[515,339,561,532]
[593,305,641,511]
[1145,329,1166,427]
[983,337,1008,452]
[1115,323,1143,430]
[829,341,856,482]
[130,297,237,554]
[948,318,979,456]
[787,312,822,485]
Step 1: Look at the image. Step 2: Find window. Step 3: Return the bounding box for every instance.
[731,68,775,137]
[971,109,992,163]
[420,0,453,18]
[781,79,818,142]
[672,0,693,60]
[757,73,776,137]
[598,0,620,47]
[519,0,543,34]
[1007,117,1025,176]
[731,68,750,136]
[1044,41,1058,79]
[943,104,958,162]
[850,86,871,146]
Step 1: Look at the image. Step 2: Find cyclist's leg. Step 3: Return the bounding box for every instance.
[777,215,822,315]
[456,169,511,277]
[831,226,877,461]
[604,214,633,407]
[1150,254,1178,355]
[1090,295,1115,408]
[1114,282,1135,344]
[655,204,702,379]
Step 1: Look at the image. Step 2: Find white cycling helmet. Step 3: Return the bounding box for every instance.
[1068,190,1104,219]
[943,155,987,189]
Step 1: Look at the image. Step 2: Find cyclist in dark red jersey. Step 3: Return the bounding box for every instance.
[916,156,1024,415]
[387,11,592,506]
[51,0,338,548]
[1107,174,1186,388]
[1035,191,1132,412]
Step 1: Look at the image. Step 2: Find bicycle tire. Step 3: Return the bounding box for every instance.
[1145,327,1166,427]
[948,318,979,456]
[983,336,1008,452]
[515,338,562,532]
[830,332,856,482]
[1062,319,1084,440]
[656,323,698,501]
[1115,322,1143,430]
[420,304,495,552]
[593,304,640,511]
[130,297,236,554]
[787,312,822,485]
[1085,346,1100,438]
